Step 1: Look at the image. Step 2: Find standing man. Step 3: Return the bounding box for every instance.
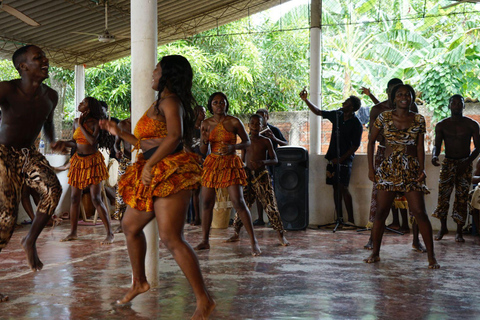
[300,89,363,225]
[432,94,480,242]
[254,108,288,226]
[0,45,62,298]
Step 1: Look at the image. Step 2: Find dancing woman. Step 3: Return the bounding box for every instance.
[365,84,440,269]
[194,92,261,256]
[100,55,215,319]
[58,97,114,244]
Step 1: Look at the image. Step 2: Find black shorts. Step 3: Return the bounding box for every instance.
[326,162,352,187]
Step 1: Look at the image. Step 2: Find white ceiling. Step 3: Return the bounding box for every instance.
[0,0,292,69]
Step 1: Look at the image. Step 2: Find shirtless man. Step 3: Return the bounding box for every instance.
[432,94,480,242]
[0,45,63,301]
[227,114,289,246]
[362,79,426,252]
[112,117,131,233]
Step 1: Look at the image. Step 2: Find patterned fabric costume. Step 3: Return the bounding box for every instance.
[232,169,285,232]
[113,156,131,220]
[432,157,472,225]
[68,126,109,190]
[118,110,201,212]
[367,145,386,225]
[0,144,61,249]
[373,111,429,194]
[201,120,247,188]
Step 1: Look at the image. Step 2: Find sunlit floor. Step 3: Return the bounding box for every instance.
[1,220,480,320]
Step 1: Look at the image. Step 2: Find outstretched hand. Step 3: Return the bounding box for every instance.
[141,163,153,185]
[99,119,120,136]
[299,88,308,101]
[360,87,371,96]
[431,156,440,166]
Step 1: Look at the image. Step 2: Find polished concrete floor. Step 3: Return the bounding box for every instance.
[1,221,480,320]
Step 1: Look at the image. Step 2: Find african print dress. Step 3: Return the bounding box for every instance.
[118,110,202,212]
[373,111,429,194]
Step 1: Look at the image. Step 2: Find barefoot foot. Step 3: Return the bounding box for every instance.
[0,293,9,302]
[101,233,114,245]
[434,228,448,241]
[251,243,261,256]
[428,258,441,269]
[455,233,465,242]
[364,239,373,250]
[225,233,240,243]
[60,233,78,242]
[412,242,427,253]
[363,254,380,264]
[191,297,216,320]
[21,237,43,271]
[278,232,290,246]
[194,241,210,251]
[116,280,150,305]
[114,225,123,234]
[387,223,400,230]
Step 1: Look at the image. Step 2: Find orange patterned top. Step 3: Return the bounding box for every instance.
[209,121,236,153]
[134,110,168,140]
[73,125,93,145]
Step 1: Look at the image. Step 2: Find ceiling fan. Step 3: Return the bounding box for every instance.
[0,0,40,27]
[73,0,128,43]
[442,0,480,9]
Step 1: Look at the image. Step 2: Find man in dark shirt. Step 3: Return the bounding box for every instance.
[300,90,363,224]
[254,108,288,226]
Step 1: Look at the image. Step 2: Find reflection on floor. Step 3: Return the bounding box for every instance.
[1,221,480,319]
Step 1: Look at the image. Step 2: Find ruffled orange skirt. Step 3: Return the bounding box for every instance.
[201,153,247,188]
[118,151,202,212]
[68,151,109,189]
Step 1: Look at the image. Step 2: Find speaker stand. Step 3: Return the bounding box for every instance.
[318,216,363,233]
[356,226,404,235]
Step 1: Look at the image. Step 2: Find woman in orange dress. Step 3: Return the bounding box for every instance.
[194,92,261,256]
[56,97,114,244]
[100,55,215,318]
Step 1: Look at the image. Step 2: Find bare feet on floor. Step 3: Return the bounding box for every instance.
[116,280,150,305]
[428,258,441,269]
[114,225,123,234]
[191,296,216,320]
[60,234,78,242]
[0,293,9,302]
[251,243,261,256]
[412,242,427,253]
[21,237,43,271]
[225,233,240,243]
[194,241,210,251]
[101,233,114,245]
[387,223,400,230]
[277,232,290,246]
[363,254,380,264]
[435,228,448,241]
[455,233,465,242]
[364,239,373,250]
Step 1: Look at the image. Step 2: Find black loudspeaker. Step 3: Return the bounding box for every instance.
[274,146,309,230]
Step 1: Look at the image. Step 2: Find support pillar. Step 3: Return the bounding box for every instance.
[309,0,322,155]
[131,0,159,286]
[74,64,85,115]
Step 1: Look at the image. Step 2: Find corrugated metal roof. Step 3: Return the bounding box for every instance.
[0,0,291,69]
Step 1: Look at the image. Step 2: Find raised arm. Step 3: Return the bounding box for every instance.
[361,87,380,105]
[299,89,322,116]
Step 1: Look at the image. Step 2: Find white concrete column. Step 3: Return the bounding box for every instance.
[309,0,322,155]
[131,0,159,286]
[74,64,85,115]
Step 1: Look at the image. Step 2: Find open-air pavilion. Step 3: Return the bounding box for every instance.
[1,0,480,319]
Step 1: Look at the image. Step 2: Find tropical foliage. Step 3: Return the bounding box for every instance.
[1,0,479,123]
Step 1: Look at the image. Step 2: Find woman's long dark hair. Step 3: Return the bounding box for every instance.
[83,97,115,150]
[153,55,196,148]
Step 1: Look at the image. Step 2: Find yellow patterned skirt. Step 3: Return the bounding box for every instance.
[118,151,202,212]
[201,153,247,188]
[68,151,108,189]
